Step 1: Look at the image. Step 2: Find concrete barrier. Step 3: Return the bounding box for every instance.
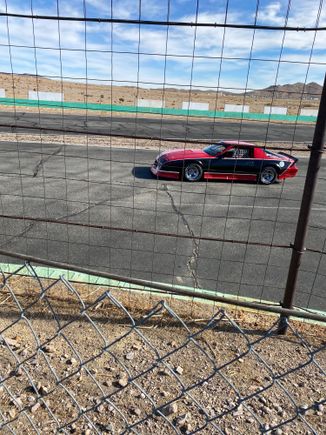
[28,91,64,101]
[0,98,318,122]
[182,102,209,111]
[300,108,318,117]
[137,99,164,108]
[264,106,287,115]
[224,104,249,113]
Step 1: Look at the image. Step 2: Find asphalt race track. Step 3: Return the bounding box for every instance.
[0,111,316,142]
[0,140,325,312]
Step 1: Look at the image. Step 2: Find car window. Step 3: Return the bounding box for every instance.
[203,144,226,156]
[224,147,251,158]
[223,148,235,158]
[265,149,280,158]
[235,147,250,158]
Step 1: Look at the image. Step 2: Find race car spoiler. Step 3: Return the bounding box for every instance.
[277,152,298,163]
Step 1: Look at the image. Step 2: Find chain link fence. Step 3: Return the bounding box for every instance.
[0,262,325,434]
[0,3,325,431]
[0,0,326,317]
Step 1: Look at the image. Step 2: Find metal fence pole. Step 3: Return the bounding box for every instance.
[278,73,326,334]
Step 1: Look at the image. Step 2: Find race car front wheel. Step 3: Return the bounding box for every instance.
[260,166,277,185]
[184,163,203,182]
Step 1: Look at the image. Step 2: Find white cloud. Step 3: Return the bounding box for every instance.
[0,1,325,90]
[86,0,111,12]
[111,9,325,62]
[258,0,326,27]
[257,2,284,25]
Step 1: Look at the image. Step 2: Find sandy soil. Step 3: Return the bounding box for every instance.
[0,274,325,434]
[0,73,320,116]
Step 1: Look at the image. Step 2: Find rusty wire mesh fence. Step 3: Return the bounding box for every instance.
[0,262,325,434]
[0,3,325,434]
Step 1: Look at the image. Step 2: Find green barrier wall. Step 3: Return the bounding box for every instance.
[0,97,317,122]
[1,262,325,324]
[0,262,292,308]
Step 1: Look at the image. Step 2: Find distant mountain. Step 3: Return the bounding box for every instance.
[0,72,322,104]
[245,82,322,99]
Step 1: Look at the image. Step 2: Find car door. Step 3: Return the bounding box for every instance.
[207,146,257,180]
[207,147,237,176]
[232,147,256,175]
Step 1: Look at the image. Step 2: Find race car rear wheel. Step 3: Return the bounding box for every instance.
[260,166,277,185]
[184,163,203,182]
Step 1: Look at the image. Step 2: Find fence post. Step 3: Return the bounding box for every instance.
[278,73,326,334]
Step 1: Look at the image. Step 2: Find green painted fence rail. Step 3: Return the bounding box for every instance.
[1,262,325,324]
[0,97,317,123]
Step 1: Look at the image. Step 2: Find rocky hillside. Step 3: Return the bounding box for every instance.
[246,82,322,99]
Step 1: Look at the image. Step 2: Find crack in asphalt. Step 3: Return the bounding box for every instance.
[1,188,145,250]
[161,184,200,289]
[56,198,110,221]
[33,145,64,177]
[0,198,110,250]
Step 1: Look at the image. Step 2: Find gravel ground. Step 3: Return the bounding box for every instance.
[0,132,309,155]
[0,274,325,434]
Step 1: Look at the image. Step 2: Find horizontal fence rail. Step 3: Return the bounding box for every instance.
[0,251,325,324]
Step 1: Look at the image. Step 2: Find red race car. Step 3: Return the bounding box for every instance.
[151,141,298,185]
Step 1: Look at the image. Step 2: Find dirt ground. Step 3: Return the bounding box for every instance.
[0,131,310,158]
[0,73,320,116]
[0,274,325,434]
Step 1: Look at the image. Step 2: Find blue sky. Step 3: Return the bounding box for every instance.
[0,0,325,91]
